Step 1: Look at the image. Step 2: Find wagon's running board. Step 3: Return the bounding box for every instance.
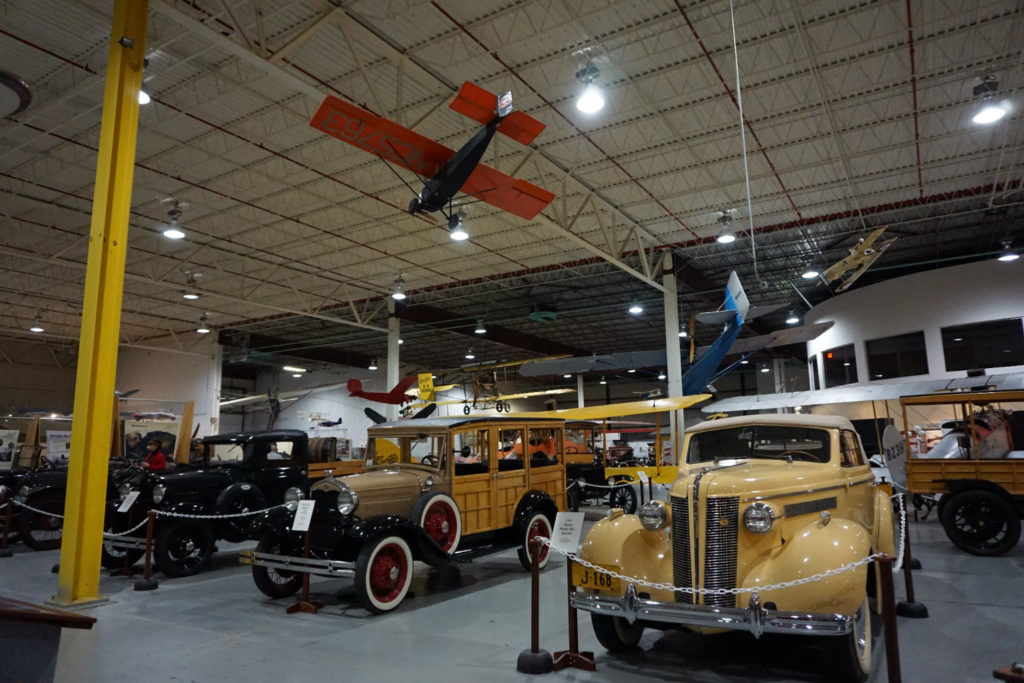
[239,549,355,578]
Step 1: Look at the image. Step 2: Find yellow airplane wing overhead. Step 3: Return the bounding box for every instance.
[514,394,711,420]
[496,388,575,401]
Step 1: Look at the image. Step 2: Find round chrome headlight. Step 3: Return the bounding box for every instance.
[743,502,776,534]
[336,483,359,515]
[118,483,134,501]
[638,501,668,530]
[17,485,30,501]
[151,483,166,504]
[284,486,304,511]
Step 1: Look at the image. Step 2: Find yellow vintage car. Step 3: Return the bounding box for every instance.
[571,414,895,682]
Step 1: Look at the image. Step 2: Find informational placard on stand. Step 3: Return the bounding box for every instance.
[637,470,650,484]
[291,500,316,532]
[549,511,585,554]
[117,491,140,513]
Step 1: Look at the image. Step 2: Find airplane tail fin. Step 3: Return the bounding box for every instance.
[364,407,387,425]
[695,271,750,325]
[450,82,545,146]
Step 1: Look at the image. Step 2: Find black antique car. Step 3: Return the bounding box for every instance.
[104,430,337,577]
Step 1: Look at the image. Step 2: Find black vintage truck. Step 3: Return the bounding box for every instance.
[104,430,337,577]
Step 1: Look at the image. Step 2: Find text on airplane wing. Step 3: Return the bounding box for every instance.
[310,95,454,178]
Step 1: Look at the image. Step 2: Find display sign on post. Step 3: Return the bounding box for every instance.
[637,470,650,484]
[549,511,585,554]
[117,490,140,513]
[291,500,316,532]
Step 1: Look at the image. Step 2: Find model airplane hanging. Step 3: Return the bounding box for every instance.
[818,227,897,293]
[310,82,555,221]
[346,375,419,405]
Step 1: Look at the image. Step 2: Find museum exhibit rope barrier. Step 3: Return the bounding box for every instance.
[521,492,918,682]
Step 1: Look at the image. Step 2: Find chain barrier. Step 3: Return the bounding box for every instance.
[566,480,637,491]
[893,492,907,571]
[12,498,64,519]
[548,490,911,597]
[152,504,287,520]
[102,516,153,538]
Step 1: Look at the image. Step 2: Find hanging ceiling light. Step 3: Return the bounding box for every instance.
[368,358,378,371]
[181,271,200,299]
[658,373,667,380]
[628,302,644,315]
[563,373,572,379]
[678,329,689,338]
[474,319,487,334]
[465,348,475,360]
[786,311,800,325]
[599,376,607,385]
[801,267,820,280]
[575,63,605,114]
[627,368,636,374]
[162,200,186,240]
[291,373,303,378]
[971,74,1008,125]
[997,241,1019,262]
[716,209,737,244]
[282,365,306,373]
[195,314,210,334]
[449,213,469,241]
[391,275,407,301]
[138,90,151,105]
[28,316,44,333]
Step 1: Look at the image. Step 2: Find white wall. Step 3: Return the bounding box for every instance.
[116,338,222,438]
[0,338,77,414]
[806,259,1024,385]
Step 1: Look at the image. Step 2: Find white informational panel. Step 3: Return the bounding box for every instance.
[549,511,586,554]
[0,429,18,470]
[45,430,72,466]
[292,500,316,532]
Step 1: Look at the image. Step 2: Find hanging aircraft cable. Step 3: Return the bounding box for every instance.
[728,0,759,286]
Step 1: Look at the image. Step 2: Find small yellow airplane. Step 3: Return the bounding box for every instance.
[819,226,897,293]
[404,359,575,415]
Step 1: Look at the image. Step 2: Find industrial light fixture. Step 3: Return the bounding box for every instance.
[282,365,307,373]
[786,311,800,325]
[971,74,1008,125]
[182,291,199,300]
[465,348,475,360]
[716,209,737,244]
[628,302,644,315]
[678,329,688,338]
[997,241,1019,262]
[449,213,469,241]
[575,63,605,114]
[740,359,749,365]
[138,90,151,105]
[599,376,607,385]
[398,338,404,345]
[760,366,770,374]
[368,358,378,371]
[627,368,636,374]
[195,315,210,334]
[182,271,200,299]
[474,319,487,334]
[658,373,667,380]
[291,373,303,378]
[28,316,44,333]
[391,275,407,301]
[563,373,572,379]
[162,200,186,240]
[801,268,820,279]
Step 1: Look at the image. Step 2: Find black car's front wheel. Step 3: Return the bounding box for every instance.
[251,532,302,599]
[591,614,644,652]
[154,520,214,578]
[18,490,64,551]
[939,489,1021,556]
[354,535,414,614]
[101,508,145,570]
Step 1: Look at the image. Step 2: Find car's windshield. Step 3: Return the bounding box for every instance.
[687,425,831,464]
[208,443,246,463]
[366,433,447,468]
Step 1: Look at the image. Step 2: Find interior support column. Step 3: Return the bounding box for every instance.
[55,0,149,605]
[662,253,684,452]
[386,301,400,421]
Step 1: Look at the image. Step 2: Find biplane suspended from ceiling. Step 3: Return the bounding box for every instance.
[310,82,555,222]
[818,227,897,293]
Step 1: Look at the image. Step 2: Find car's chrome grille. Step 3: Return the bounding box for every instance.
[703,496,739,608]
[673,494,738,607]
[671,496,693,604]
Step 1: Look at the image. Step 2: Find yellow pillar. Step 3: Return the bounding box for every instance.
[55,0,149,605]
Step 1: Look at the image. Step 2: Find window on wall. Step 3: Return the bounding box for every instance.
[823,344,857,387]
[942,318,1024,371]
[866,331,928,380]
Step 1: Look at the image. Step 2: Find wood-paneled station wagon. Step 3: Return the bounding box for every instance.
[570,414,895,683]
[243,416,566,613]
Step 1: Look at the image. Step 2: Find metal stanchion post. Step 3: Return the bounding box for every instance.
[0,501,13,558]
[516,538,553,674]
[134,510,158,591]
[877,555,902,683]
[896,495,928,618]
[638,480,645,506]
[287,530,324,614]
[553,554,595,671]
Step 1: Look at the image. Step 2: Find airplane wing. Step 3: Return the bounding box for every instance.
[726,321,835,356]
[461,162,555,220]
[449,81,545,146]
[833,237,896,292]
[519,350,668,378]
[514,395,711,420]
[700,371,1024,413]
[495,388,575,401]
[310,95,454,179]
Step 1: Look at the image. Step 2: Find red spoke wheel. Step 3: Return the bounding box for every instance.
[516,511,553,571]
[355,535,413,613]
[412,492,462,553]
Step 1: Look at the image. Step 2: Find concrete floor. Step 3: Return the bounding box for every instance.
[1,509,1022,683]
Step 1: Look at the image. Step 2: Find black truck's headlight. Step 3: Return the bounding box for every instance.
[151,484,166,504]
[284,486,304,511]
[119,483,134,501]
[743,502,776,534]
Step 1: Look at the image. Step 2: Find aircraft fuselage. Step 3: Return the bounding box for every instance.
[409,118,501,214]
